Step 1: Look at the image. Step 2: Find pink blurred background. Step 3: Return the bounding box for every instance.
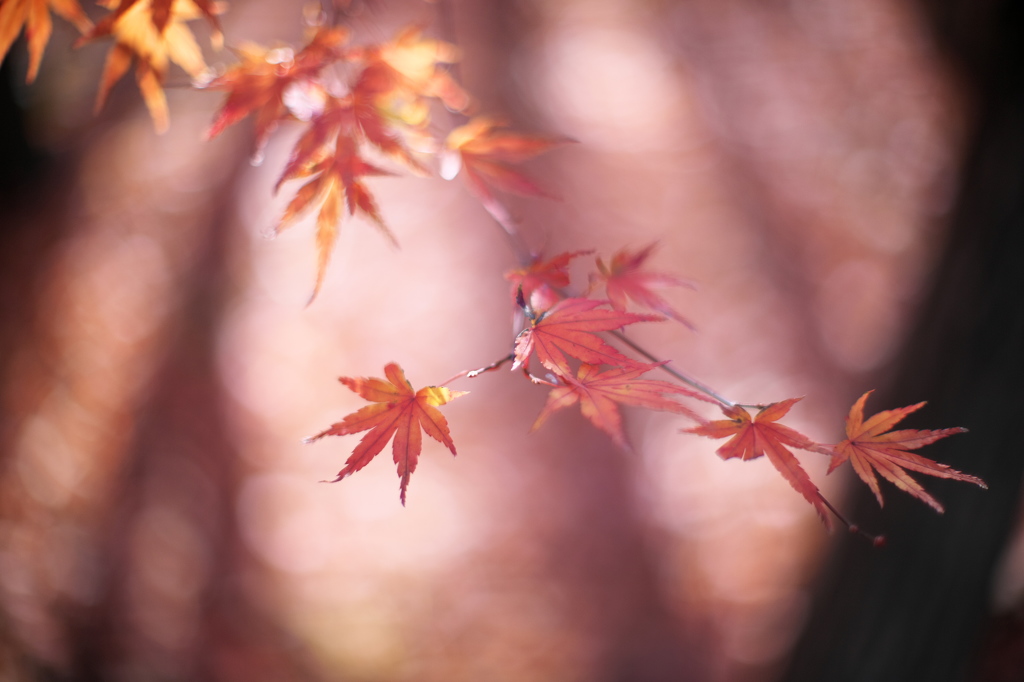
[1,0,1018,680]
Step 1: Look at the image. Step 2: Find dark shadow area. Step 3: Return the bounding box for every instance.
[785,2,1024,680]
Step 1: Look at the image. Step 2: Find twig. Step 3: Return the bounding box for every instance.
[440,353,514,386]
[816,492,886,546]
[431,1,736,408]
[607,330,735,407]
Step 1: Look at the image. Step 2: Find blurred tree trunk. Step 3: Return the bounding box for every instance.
[785,2,1024,680]
[0,66,321,682]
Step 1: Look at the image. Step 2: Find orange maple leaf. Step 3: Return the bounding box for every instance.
[276,133,395,302]
[444,117,569,205]
[348,71,428,171]
[355,26,468,125]
[86,0,221,38]
[505,250,592,310]
[204,26,349,149]
[828,390,985,512]
[306,362,467,505]
[532,362,712,448]
[686,398,833,529]
[593,243,695,329]
[0,0,92,83]
[512,297,661,377]
[84,0,220,132]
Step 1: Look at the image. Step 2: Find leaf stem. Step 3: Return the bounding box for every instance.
[430,3,736,409]
[441,353,515,386]
[816,492,886,546]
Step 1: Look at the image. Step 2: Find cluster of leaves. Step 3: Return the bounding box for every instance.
[1,0,987,536]
[1,0,223,131]
[201,22,570,299]
[1,0,563,296]
[312,244,986,535]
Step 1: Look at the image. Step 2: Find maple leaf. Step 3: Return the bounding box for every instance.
[306,362,467,505]
[0,0,92,83]
[444,117,570,205]
[356,26,468,125]
[532,362,713,448]
[348,64,430,171]
[505,250,592,310]
[276,132,394,302]
[85,0,220,38]
[828,390,985,513]
[84,0,220,132]
[593,243,695,329]
[512,297,661,377]
[275,93,424,199]
[273,95,350,188]
[205,26,350,149]
[685,398,833,529]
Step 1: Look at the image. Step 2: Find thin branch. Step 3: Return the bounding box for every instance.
[816,492,886,546]
[607,330,735,407]
[481,197,533,266]
[440,353,514,386]
[430,2,736,407]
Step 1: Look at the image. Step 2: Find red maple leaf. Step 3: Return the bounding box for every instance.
[444,117,570,204]
[512,297,661,377]
[828,390,985,512]
[354,26,469,122]
[276,132,395,302]
[306,363,467,505]
[592,243,695,329]
[505,250,592,310]
[204,26,349,148]
[685,398,833,529]
[532,362,713,448]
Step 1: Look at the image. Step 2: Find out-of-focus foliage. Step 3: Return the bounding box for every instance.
[0,1,1009,682]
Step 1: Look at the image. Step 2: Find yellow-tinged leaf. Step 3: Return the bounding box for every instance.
[0,0,92,82]
[307,362,467,505]
[84,0,220,132]
[353,26,469,130]
[376,26,467,112]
